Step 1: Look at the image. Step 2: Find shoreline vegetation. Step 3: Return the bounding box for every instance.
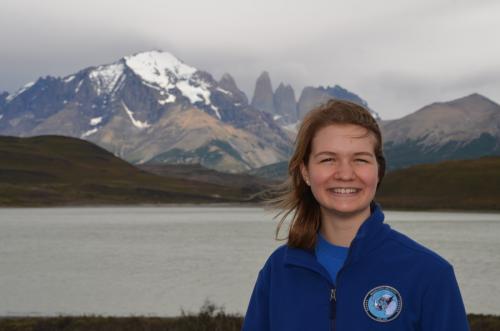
[0,305,499,331]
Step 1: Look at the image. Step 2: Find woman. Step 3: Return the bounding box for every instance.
[242,100,469,330]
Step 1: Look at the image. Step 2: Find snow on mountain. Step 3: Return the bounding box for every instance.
[81,128,98,138]
[124,50,196,86]
[123,50,216,107]
[88,63,125,96]
[176,80,211,104]
[121,101,151,129]
[90,117,102,126]
[216,87,231,95]
[63,75,75,83]
[6,81,35,103]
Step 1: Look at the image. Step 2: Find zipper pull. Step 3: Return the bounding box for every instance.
[330,288,336,302]
[330,288,337,324]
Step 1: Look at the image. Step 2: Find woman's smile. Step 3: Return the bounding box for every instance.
[328,187,362,195]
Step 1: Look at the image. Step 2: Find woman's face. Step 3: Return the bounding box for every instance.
[300,124,379,221]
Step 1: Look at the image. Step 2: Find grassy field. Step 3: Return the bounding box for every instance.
[0,314,498,331]
[376,156,500,210]
[0,135,263,206]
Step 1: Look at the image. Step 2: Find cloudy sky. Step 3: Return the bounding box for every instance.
[1,0,499,119]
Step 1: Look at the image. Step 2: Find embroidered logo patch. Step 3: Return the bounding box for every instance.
[363,285,402,322]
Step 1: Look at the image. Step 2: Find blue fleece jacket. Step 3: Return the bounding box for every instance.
[242,204,469,331]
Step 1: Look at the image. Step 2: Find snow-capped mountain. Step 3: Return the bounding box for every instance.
[0,51,292,172]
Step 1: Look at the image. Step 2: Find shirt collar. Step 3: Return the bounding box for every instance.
[284,202,389,272]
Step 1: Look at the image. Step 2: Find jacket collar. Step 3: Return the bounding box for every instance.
[284,202,390,275]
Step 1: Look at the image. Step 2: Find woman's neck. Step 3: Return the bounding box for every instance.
[319,208,371,247]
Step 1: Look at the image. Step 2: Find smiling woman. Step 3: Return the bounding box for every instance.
[242,100,470,331]
[300,124,380,247]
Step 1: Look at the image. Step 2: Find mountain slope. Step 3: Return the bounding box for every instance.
[382,93,500,170]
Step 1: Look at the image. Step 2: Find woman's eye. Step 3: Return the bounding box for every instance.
[320,158,334,163]
[355,159,369,163]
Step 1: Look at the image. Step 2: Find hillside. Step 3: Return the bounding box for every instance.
[138,163,276,196]
[376,156,500,210]
[381,94,500,170]
[0,135,262,206]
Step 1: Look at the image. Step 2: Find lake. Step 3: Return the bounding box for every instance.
[0,207,499,316]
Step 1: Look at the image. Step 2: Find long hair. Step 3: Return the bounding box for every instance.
[270,99,386,250]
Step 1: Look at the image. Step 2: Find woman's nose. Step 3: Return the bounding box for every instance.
[333,161,355,180]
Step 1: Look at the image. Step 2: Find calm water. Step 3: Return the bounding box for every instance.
[0,207,499,316]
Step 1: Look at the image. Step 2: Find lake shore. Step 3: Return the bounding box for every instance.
[1,201,500,214]
[0,313,498,331]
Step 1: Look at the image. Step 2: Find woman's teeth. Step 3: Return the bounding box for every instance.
[330,188,360,194]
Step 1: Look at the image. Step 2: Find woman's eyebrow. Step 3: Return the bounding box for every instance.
[313,151,336,157]
[313,151,375,157]
[354,152,375,157]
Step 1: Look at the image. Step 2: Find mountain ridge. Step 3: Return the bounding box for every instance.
[382,93,500,169]
[0,50,293,173]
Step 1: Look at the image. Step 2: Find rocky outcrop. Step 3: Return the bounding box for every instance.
[297,85,376,119]
[218,73,248,106]
[273,83,297,123]
[251,71,275,114]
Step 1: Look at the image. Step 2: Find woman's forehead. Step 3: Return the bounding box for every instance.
[311,124,376,152]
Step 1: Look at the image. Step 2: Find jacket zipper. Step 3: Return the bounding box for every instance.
[329,237,357,331]
[330,287,337,331]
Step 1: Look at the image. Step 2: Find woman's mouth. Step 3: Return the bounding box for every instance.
[328,187,361,194]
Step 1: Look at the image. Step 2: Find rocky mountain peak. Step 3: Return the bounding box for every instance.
[218,73,248,105]
[69,50,199,100]
[297,85,377,119]
[410,93,499,121]
[381,93,500,170]
[273,83,297,122]
[124,50,197,85]
[446,93,499,111]
[120,50,220,114]
[219,73,237,86]
[87,62,125,96]
[251,71,275,114]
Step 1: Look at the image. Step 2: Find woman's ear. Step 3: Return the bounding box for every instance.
[300,162,310,186]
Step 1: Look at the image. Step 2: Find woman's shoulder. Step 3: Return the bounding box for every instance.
[259,244,312,272]
[386,228,452,269]
[262,244,288,266]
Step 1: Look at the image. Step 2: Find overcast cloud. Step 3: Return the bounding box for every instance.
[1,0,499,119]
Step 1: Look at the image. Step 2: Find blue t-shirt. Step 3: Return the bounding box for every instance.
[315,233,349,285]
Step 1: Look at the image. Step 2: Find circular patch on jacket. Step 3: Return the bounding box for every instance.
[363,285,402,322]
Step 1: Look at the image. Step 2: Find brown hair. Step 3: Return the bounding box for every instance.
[271,99,386,250]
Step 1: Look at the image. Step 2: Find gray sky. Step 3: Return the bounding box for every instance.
[1,0,499,119]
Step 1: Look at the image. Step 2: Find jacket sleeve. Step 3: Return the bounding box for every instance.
[420,263,469,331]
[241,268,270,331]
